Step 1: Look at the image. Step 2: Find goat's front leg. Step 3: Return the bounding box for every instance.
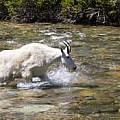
[21,70,32,82]
[31,74,49,83]
[40,74,49,81]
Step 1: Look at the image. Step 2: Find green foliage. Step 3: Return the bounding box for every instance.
[0,0,119,25]
[62,0,116,10]
[5,0,24,16]
[37,0,43,5]
[2,0,118,16]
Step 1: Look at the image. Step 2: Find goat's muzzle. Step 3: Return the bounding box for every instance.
[73,65,77,70]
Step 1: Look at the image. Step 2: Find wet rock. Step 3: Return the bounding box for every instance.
[0,100,12,110]
[0,112,24,120]
[99,107,119,113]
[114,90,120,96]
[106,71,120,79]
[69,104,119,115]
[19,90,47,98]
[79,89,97,98]
[86,96,96,100]
[71,81,99,88]
[79,107,119,114]
[11,104,56,115]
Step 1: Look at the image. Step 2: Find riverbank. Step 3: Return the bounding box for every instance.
[0,0,120,26]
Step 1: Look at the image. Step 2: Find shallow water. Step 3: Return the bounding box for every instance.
[0,22,120,119]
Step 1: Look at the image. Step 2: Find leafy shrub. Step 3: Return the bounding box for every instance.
[0,0,119,26]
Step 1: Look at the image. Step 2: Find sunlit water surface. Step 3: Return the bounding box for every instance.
[0,22,120,120]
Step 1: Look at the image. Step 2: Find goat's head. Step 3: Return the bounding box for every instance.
[61,41,77,70]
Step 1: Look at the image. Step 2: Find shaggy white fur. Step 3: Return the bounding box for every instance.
[0,43,76,82]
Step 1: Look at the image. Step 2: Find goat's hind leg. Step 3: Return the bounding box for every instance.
[40,73,49,81]
[0,67,11,83]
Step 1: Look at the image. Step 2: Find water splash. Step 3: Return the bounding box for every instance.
[17,66,77,89]
[48,66,76,86]
[17,81,49,89]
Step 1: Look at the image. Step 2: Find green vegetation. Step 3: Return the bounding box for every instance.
[0,0,120,26]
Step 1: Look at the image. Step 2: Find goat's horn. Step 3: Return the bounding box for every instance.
[63,41,71,54]
[65,40,71,53]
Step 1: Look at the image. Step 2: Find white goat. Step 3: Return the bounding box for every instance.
[0,41,76,83]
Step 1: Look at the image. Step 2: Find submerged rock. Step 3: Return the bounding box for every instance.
[11,104,56,115]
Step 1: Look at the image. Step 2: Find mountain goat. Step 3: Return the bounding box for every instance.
[0,41,76,83]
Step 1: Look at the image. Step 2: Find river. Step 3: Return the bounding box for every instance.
[0,22,120,120]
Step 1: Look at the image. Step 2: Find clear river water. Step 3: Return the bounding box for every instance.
[0,22,120,120]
